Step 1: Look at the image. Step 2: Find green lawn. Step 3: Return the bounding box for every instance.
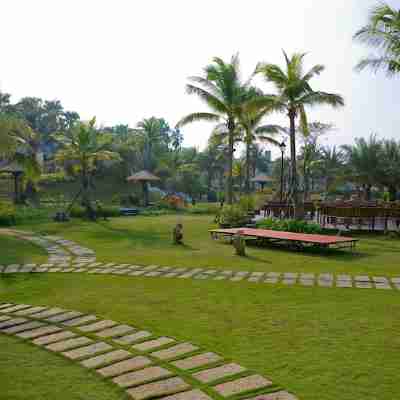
[0,334,125,400]
[14,214,400,276]
[1,273,399,400]
[0,235,47,266]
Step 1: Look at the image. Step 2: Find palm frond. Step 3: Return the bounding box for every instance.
[185,84,228,114]
[176,112,220,128]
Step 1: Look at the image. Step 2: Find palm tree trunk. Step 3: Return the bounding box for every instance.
[245,137,251,194]
[288,110,303,219]
[227,119,235,204]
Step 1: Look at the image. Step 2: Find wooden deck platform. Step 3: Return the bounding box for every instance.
[210,228,358,251]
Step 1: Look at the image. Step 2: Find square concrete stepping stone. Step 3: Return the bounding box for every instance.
[130,271,146,276]
[165,272,180,278]
[336,281,353,288]
[159,389,212,400]
[34,267,49,273]
[0,304,32,313]
[81,349,131,368]
[62,342,113,360]
[48,268,62,272]
[319,273,333,281]
[33,331,77,345]
[144,271,163,277]
[133,337,175,352]
[0,316,11,322]
[266,272,281,278]
[17,325,62,339]
[4,266,20,273]
[151,343,198,361]
[375,283,392,290]
[300,273,315,280]
[126,377,190,400]
[113,366,173,388]
[143,265,159,272]
[300,279,314,287]
[283,273,298,279]
[246,391,298,400]
[355,276,370,282]
[97,356,152,378]
[78,320,117,333]
[355,282,373,289]
[0,318,28,329]
[114,331,152,345]
[372,276,388,284]
[172,352,222,370]
[265,277,279,284]
[230,276,245,282]
[193,363,246,383]
[30,308,66,319]
[391,277,400,284]
[337,275,352,282]
[46,311,83,323]
[213,374,272,397]
[2,321,45,334]
[20,266,34,273]
[63,315,98,327]
[0,303,14,310]
[96,324,135,338]
[282,279,296,285]
[318,280,333,287]
[46,337,93,352]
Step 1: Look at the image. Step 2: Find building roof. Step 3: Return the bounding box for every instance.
[127,170,161,182]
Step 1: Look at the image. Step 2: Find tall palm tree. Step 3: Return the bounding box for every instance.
[256,51,344,217]
[177,54,251,204]
[54,117,120,219]
[320,146,345,193]
[354,3,400,76]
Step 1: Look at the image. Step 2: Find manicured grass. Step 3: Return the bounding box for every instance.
[1,273,399,400]
[0,334,125,400]
[19,215,400,276]
[0,235,47,266]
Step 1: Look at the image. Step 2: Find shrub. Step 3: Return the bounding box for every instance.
[256,218,323,234]
[187,203,220,215]
[0,201,16,226]
[238,195,255,212]
[216,204,250,227]
[69,204,120,219]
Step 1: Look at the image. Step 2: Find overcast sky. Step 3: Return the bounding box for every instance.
[1,0,399,158]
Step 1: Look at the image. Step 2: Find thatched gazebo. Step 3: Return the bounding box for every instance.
[0,161,24,203]
[251,174,274,191]
[127,170,160,207]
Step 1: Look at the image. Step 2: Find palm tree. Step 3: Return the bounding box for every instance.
[320,146,345,193]
[256,51,344,217]
[237,94,282,193]
[54,117,120,219]
[354,3,400,76]
[134,117,167,171]
[342,135,383,200]
[177,54,251,204]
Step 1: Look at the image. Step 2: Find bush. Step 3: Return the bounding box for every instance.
[0,201,16,226]
[238,195,255,213]
[187,203,220,215]
[69,204,120,219]
[256,218,323,234]
[216,204,250,227]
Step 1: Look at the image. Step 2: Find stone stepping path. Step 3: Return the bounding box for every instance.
[2,260,399,292]
[2,230,399,293]
[0,301,297,399]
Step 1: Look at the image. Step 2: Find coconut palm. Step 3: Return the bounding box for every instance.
[54,117,120,219]
[354,3,400,76]
[256,52,344,217]
[341,135,383,200]
[320,146,345,193]
[177,54,252,204]
[237,93,283,193]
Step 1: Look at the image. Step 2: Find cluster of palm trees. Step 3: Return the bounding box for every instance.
[177,52,344,216]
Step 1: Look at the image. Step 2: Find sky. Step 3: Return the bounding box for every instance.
[0,0,399,159]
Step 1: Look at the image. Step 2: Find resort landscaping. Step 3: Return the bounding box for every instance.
[1,2,400,399]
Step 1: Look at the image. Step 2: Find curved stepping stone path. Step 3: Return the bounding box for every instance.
[0,301,297,399]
